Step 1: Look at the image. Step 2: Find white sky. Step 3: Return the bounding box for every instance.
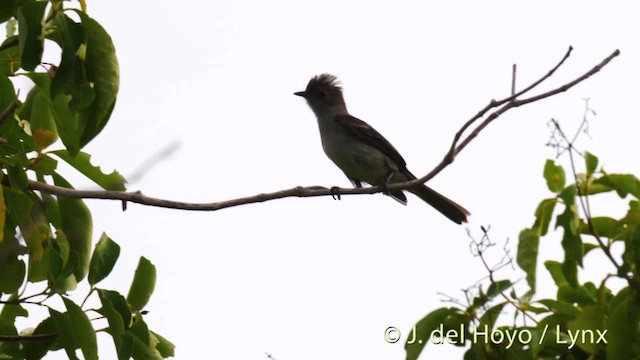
[10,1,640,359]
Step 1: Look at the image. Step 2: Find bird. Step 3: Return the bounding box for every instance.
[294,74,469,224]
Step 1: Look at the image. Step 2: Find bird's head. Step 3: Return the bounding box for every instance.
[294,74,348,116]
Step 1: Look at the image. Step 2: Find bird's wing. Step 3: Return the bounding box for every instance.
[334,114,407,169]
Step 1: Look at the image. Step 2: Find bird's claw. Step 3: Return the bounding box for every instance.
[330,186,342,200]
[380,172,394,195]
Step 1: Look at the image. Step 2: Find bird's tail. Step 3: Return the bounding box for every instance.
[408,184,470,224]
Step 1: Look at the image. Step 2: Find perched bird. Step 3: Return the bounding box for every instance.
[295,74,469,224]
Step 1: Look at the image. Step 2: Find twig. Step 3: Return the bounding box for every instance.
[395,48,618,191]
[23,48,620,212]
[27,180,344,211]
[0,333,58,341]
[549,120,625,270]
[468,227,537,324]
[446,46,574,164]
[0,91,20,124]
[511,64,517,96]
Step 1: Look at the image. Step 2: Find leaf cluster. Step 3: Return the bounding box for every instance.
[0,1,172,359]
[406,152,640,359]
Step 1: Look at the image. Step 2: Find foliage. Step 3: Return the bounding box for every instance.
[0,1,173,359]
[405,150,640,359]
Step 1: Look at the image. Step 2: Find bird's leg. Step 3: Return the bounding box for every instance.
[348,178,363,188]
[330,186,341,200]
[379,172,395,195]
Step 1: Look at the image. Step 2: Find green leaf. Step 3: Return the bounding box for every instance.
[608,287,628,318]
[557,186,581,286]
[7,162,28,190]
[594,174,640,199]
[74,11,120,148]
[0,219,27,294]
[544,160,566,193]
[583,242,599,257]
[470,286,488,309]
[531,325,572,358]
[31,154,59,175]
[3,186,32,236]
[607,298,637,360]
[517,228,539,293]
[49,308,80,360]
[441,312,469,347]
[0,80,35,155]
[586,216,621,240]
[463,343,488,360]
[0,73,15,114]
[128,313,163,360]
[0,258,25,294]
[16,1,47,71]
[0,0,16,23]
[40,183,61,229]
[127,257,157,312]
[98,289,132,331]
[23,316,58,360]
[62,297,97,360]
[522,303,549,314]
[88,233,120,286]
[585,152,598,175]
[97,289,132,360]
[18,193,51,281]
[626,225,640,278]
[405,307,460,360]
[0,36,20,76]
[48,237,79,292]
[150,331,175,358]
[51,150,127,191]
[52,232,73,275]
[479,302,506,332]
[52,93,82,155]
[0,296,27,323]
[533,198,556,236]
[537,299,580,318]
[558,285,596,306]
[30,91,60,152]
[53,173,93,281]
[544,260,567,287]
[0,181,5,242]
[567,304,605,354]
[50,13,89,105]
[486,280,512,300]
[24,72,83,155]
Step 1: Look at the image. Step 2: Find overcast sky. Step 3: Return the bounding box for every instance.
[12,1,640,359]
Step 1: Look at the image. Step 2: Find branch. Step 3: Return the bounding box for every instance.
[27,180,363,211]
[406,47,619,189]
[0,91,20,124]
[0,333,58,341]
[25,48,620,212]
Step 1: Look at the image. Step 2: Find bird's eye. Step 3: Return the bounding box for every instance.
[319,90,328,98]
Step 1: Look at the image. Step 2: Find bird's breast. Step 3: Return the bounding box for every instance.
[319,125,393,185]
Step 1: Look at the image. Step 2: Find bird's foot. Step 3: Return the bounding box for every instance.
[330,186,342,200]
[379,172,395,195]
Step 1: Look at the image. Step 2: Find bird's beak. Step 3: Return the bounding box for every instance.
[294,91,307,98]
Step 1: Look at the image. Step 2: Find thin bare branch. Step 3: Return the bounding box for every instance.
[408,48,618,188]
[511,64,517,96]
[24,48,620,212]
